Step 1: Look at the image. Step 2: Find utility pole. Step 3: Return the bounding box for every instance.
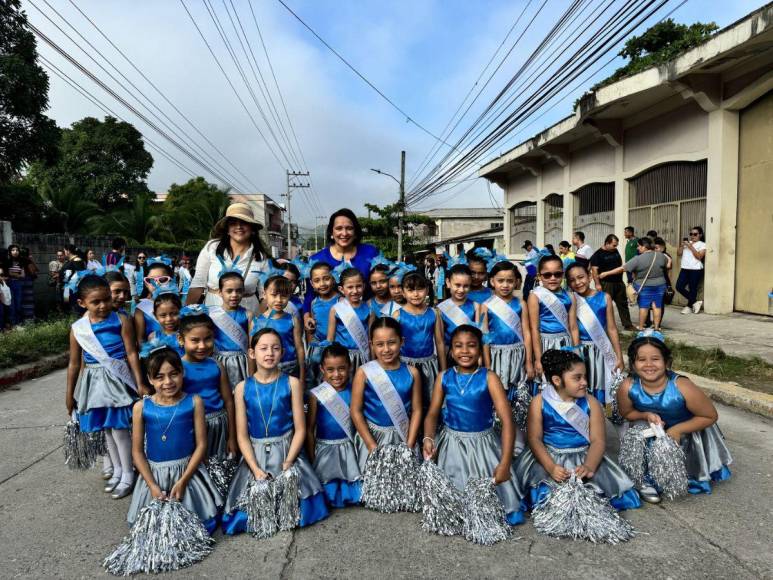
[314,215,325,252]
[398,150,406,262]
[283,170,310,259]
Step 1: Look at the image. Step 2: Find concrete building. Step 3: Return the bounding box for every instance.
[414,207,504,245]
[230,193,286,258]
[479,5,773,316]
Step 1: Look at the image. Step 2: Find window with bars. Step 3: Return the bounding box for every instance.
[572,183,615,249]
[543,193,563,248]
[509,201,536,251]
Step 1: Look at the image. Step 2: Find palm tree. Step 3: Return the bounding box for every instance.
[38,184,102,234]
[89,193,164,244]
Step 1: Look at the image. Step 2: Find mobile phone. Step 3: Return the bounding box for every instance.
[682,238,688,242]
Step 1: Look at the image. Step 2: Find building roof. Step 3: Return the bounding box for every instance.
[479,3,773,180]
[412,208,504,219]
[432,225,504,245]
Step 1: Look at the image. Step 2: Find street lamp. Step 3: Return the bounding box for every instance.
[370,151,406,261]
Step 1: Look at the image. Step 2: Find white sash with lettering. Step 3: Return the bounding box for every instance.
[336,300,370,361]
[361,361,410,442]
[72,315,137,392]
[136,299,158,324]
[542,383,589,442]
[209,306,248,353]
[574,293,617,395]
[533,286,569,333]
[437,299,473,329]
[311,382,353,441]
[484,295,523,342]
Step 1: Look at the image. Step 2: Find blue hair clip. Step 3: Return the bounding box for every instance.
[486,254,511,273]
[446,253,468,268]
[151,280,179,300]
[296,258,318,280]
[216,255,243,279]
[559,344,585,359]
[257,263,287,286]
[369,254,394,272]
[389,263,417,284]
[102,254,125,273]
[471,247,494,260]
[179,304,209,318]
[636,328,665,343]
[146,255,173,268]
[525,248,551,267]
[331,260,354,284]
[65,269,102,293]
[139,337,172,359]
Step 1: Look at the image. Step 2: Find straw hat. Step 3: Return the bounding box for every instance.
[213,202,263,236]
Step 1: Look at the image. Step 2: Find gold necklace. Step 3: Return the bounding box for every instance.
[254,373,280,453]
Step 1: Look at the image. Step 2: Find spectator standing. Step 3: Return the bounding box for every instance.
[4,245,28,325]
[105,237,126,268]
[572,231,594,269]
[676,226,706,314]
[86,249,101,271]
[48,250,65,310]
[623,226,638,284]
[20,247,38,321]
[521,240,539,301]
[590,234,634,330]
[61,244,86,313]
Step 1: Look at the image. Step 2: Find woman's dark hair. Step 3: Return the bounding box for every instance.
[369,315,402,339]
[450,323,482,346]
[541,349,584,385]
[320,342,351,366]
[265,275,293,296]
[637,237,654,251]
[339,267,364,286]
[104,271,129,285]
[8,243,20,255]
[489,260,520,279]
[448,264,472,279]
[559,240,571,250]
[218,271,244,290]
[65,244,86,259]
[401,271,429,290]
[139,263,175,299]
[179,312,215,336]
[538,254,563,272]
[214,220,268,262]
[545,244,555,255]
[565,262,589,279]
[154,292,182,313]
[692,225,705,242]
[77,275,110,299]
[325,209,363,246]
[628,337,672,373]
[466,252,487,267]
[250,327,283,349]
[144,346,183,387]
[653,236,667,248]
[604,234,619,244]
[310,262,332,277]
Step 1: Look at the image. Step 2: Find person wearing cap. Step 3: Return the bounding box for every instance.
[521,240,539,302]
[186,202,270,311]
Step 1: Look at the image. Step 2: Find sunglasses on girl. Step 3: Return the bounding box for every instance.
[540,271,563,279]
[137,255,147,260]
[144,275,171,285]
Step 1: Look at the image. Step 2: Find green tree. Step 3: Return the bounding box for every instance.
[158,177,232,243]
[90,192,163,244]
[29,116,153,210]
[359,203,434,259]
[39,183,102,234]
[0,0,59,182]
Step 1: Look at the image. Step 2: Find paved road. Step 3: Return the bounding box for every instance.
[1,369,772,579]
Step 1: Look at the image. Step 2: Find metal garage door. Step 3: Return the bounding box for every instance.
[510,201,537,252]
[543,194,563,248]
[572,182,615,249]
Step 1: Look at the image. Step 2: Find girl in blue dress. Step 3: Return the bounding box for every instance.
[128,345,222,534]
[351,317,422,471]
[179,306,237,461]
[147,287,184,356]
[386,267,407,315]
[211,271,251,390]
[423,324,527,526]
[104,271,131,317]
[527,255,580,380]
[466,250,494,304]
[133,258,174,343]
[617,334,732,502]
[65,275,143,498]
[306,343,362,507]
[566,263,624,404]
[438,264,479,355]
[394,272,445,412]
[250,275,305,383]
[327,268,374,372]
[223,328,329,533]
[305,262,339,390]
[367,261,392,317]
[514,350,641,511]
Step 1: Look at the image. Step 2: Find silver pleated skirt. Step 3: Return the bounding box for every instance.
[314,437,362,484]
[75,364,136,414]
[224,431,324,514]
[436,426,524,516]
[489,343,526,390]
[214,351,248,391]
[680,424,733,482]
[514,444,636,501]
[206,409,228,460]
[540,332,571,353]
[305,344,325,390]
[401,354,439,410]
[580,341,607,398]
[127,455,222,527]
[347,349,367,374]
[354,422,407,473]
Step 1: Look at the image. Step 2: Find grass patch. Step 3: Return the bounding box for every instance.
[0,316,74,369]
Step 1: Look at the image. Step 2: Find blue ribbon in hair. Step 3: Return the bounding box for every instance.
[486,253,511,273]
[471,247,494,260]
[151,280,180,299]
[369,254,395,272]
[139,337,172,359]
[445,252,467,268]
[257,263,288,286]
[179,304,209,318]
[388,262,417,284]
[65,269,103,294]
[216,254,243,279]
[146,255,173,268]
[331,260,355,284]
[636,328,665,343]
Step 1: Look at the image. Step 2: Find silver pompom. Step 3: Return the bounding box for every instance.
[275,466,301,531]
[63,419,97,470]
[607,371,626,425]
[532,474,635,544]
[103,499,214,575]
[89,429,108,457]
[418,460,465,536]
[361,444,420,513]
[462,478,510,546]
[236,476,278,539]
[618,423,649,487]
[206,457,238,497]
[511,380,532,430]
[648,433,688,500]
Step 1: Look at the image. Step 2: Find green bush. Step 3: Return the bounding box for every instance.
[0,316,74,368]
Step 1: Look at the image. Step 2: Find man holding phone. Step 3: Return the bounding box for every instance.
[676,226,706,314]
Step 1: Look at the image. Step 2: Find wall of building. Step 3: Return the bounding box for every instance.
[435,217,503,241]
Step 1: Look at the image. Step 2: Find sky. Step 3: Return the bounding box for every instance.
[24,0,762,227]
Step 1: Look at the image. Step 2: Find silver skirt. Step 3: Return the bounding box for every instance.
[127,455,222,526]
[314,437,362,484]
[681,424,733,482]
[224,431,324,514]
[206,409,228,461]
[214,351,248,391]
[401,355,439,411]
[348,349,367,374]
[580,341,607,398]
[75,364,136,414]
[305,344,325,391]
[355,422,408,473]
[436,426,524,516]
[514,444,636,501]
[489,343,526,390]
[540,332,571,353]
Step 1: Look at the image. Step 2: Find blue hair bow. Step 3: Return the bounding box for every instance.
[445,253,468,268]
[471,247,494,260]
[151,280,179,300]
[369,254,394,272]
[296,258,317,280]
[486,253,511,272]
[65,269,103,294]
[179,304,209,319]
[524,248,550,268]
[388,263,417,284]
[331,260,355,284]
[216,255,243,279]
[636,328,665,343]
[257,263,287,286]
[146,255,173,268]
[102,254,125,273]
[139,337,172,359]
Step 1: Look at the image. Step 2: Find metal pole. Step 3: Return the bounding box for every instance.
[285,170,292,259]
[398,150,406,262]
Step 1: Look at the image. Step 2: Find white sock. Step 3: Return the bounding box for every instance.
[514,427,526,454]
[111,428,134,485]
[104,430,122,481]
[102,452,113,471]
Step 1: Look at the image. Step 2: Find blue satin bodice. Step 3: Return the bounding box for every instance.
[400,308,436,358]
[486,297,523,345]
[440,299,476,345]
[314,385,352,440]
[577,292,607,342]
[627,372,693,429]
[369,297,389,318]
[244,374,294,438]
[182,358,223,414]
[441,367,494,432]
[82,312,127,364]
[468,287,493,304]
[311,296,338,343]
[334,302,371,350]
[138,299,162,339]
[214,307,249,352]
[363,363,413,427]
[251,312,296,363]
[150,330,184,356]
[542,396,590,448]
[538,289,571,334]
[143,394,195,462]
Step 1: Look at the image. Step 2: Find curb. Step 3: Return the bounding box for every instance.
[678,370,773,419]
[0,352,69,390]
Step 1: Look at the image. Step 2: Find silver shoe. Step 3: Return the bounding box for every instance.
[111,481,134,499]
[101,468,114,481]
[104,476,120,493]
[638,484,661,504]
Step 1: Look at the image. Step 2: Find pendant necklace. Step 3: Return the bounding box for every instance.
[454,367,478,395]
[154,396,182,442]
[254,373,280,454]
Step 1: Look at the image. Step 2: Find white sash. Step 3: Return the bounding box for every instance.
[542,383,589,442]
[574,293,617,395]
[533,286,569,332]
[484,295,523,342]
[361,361,410,442]
[336,300,370,362]
[311,382,353,441]
[210,306,248,353]
[72,315,136,392]
[437,299,473,329]
[284,301,299,317]
[380,301,402,318]
[136,299,158,324]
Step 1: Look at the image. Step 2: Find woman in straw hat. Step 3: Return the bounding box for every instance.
[187,202,270,311]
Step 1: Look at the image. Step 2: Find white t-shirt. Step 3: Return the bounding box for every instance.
[576,244,594,260]
[680,241,706,270]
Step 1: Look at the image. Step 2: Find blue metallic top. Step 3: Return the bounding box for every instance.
[468,286,493,304]
[143,394,195,462]
[244,374,294,438]
[369,297,390,318]
[486,297,523,345]
[334,302,371,351]
[311,295,338,343]
[363,363,413,427]
[182,358,223,414]
[577,292,607,342]
[150,330,185,356]
[542,395,590,448]
[214,307,249,352]
[314,384,352,440]
[441,367,494,432]
[400,308,437,358]
[538,289,572,334]
[82,311,126,364]
[138,299,162,340]
[251,312,296,363]
[440,298,476,346]
[627,371,693,429]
